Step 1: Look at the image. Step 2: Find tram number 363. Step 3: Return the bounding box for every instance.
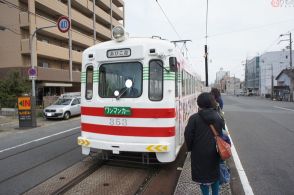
[109,118,128,126]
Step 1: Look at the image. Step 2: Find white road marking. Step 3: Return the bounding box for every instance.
[226,124,254,195]
[0,126,81,153]
[273,106,294,112]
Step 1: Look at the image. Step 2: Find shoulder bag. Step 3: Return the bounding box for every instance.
[209,124,232,160]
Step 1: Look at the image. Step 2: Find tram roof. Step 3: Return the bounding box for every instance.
[84,37,200,78]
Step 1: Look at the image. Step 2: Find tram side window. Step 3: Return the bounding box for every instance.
[85,66,93,100]
[149,60,163,101]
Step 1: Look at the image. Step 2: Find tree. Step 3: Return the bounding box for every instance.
[0,71,30,108]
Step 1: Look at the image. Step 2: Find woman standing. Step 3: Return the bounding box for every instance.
[210,88,223,110]
[184,92,225,195]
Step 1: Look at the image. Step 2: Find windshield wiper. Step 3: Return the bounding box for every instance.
[116,87,129,100]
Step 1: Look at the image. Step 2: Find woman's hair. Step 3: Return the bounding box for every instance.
[197,92,215,109]
[211,88,221,99]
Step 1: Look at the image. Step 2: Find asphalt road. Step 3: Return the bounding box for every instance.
[223,95,294,195]
[0,117,82,195]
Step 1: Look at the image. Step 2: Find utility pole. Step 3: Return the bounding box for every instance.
[68,0,73,81]
[205,45,208,86]
[233,74,235,95]
[280,32,292,68]
[204,0,209,87]
[271,64,274,100]
[290,32,292,68]
[93,0,96,44]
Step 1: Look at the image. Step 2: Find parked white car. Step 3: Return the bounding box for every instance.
[43,95,81,120]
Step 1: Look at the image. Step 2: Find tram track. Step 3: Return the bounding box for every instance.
[25,146,187,195]
[25,152,161,195]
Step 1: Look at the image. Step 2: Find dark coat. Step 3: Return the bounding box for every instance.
[184,108,225,183]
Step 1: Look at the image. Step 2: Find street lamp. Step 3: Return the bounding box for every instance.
[280,32,292,68]
[29,25,55,127]
[30,25,55,97]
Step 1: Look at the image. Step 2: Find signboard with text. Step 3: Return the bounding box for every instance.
[18,96,33,128]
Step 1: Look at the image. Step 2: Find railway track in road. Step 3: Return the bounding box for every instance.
[25,147,187,195]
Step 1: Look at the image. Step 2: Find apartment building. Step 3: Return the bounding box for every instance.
[0,0,124,103]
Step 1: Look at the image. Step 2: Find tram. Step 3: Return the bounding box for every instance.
[78,26,202,162]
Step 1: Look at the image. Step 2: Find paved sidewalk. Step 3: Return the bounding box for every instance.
[0,115,63,134]
[174,152,232,195]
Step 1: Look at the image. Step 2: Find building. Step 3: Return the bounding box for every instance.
[259,50,294,97]
[275,68,294,101]
[215,68,230,93]
[245,56,260,95]
[0,0,124,104]
[215,68,230,85]
[225,76,241,95]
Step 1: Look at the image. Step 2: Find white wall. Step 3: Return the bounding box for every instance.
[259,50,294,96]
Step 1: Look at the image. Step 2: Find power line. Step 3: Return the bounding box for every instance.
[155,0,182,40]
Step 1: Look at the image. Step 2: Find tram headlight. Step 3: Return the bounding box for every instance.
[112,26,127,42]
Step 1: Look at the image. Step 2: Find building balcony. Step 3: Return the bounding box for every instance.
[36,0,111,39]
[113,0,124,7]
[21,39,82,63]
[37,66,81,82]
[99,0,123,20]
[35,16,95,47]
[37,41,82,63]
[72,0,121,27]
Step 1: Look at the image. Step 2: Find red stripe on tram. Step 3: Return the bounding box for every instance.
[81,107,175,118]
[81,123,175,137]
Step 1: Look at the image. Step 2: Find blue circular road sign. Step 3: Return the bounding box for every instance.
[28,67,37,76]
[57,16,70,33]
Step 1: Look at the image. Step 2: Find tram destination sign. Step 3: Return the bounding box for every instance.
[107,48,131,58]
[104,106,131,116]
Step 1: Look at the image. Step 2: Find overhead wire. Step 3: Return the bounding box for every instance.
[155,0,182,40]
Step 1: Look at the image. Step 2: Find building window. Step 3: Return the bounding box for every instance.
[38,61,49,68]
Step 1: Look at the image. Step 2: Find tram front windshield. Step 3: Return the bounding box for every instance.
[99,62,142,98]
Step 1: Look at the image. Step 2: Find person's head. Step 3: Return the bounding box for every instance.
[197,92,215,109]
[211,88,221,99]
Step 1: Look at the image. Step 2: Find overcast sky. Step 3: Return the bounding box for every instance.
[123,0,294,83]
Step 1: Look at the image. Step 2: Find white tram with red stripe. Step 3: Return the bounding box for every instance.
[78,26,202,162]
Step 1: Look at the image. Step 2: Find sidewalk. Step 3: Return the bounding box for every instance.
[0,115,57,134]
[174,152,232,195]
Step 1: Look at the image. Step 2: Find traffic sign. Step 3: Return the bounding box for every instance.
[28,67,37,76]
[57,16,70,33]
